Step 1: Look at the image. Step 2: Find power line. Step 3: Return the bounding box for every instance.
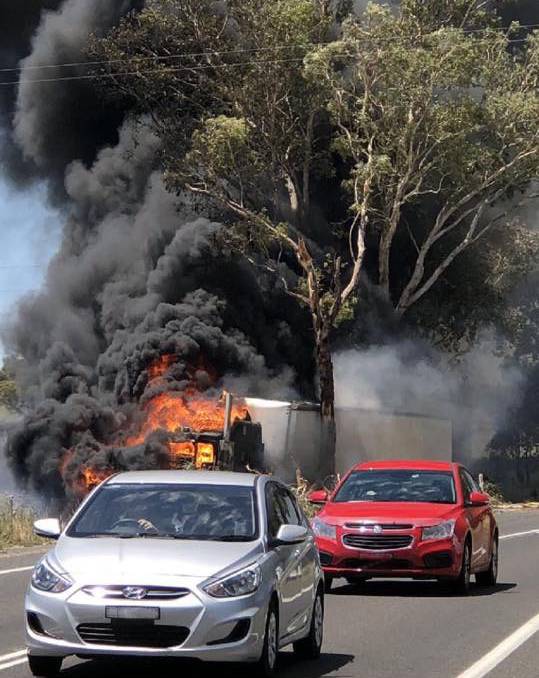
[0,44,312,74]
[0,33,535,88]
[0,23,537,76]
[0,56,309,87]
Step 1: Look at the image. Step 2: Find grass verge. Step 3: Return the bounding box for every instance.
[0,496,48,550]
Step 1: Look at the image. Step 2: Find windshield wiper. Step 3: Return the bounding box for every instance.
[116,532,171,539]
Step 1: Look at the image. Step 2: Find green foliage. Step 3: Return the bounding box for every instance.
[308,3,539,315]
[184,116,255,182]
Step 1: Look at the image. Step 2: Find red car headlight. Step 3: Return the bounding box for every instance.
[422,520,456,541]
[312,517,337,540]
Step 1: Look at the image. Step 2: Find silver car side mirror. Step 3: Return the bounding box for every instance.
[34,518,61,540]
[275,524,308,545]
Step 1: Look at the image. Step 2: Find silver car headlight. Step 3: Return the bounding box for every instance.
[204,563,261,598]
[312,517,337,540]
[32,558,73,593]
[422,520,456,541]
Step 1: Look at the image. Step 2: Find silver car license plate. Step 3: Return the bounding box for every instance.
[106,606,160,620]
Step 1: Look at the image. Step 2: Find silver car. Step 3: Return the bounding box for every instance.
[26,470,324,677]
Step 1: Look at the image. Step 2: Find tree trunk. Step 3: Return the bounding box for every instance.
[315,329,336,484]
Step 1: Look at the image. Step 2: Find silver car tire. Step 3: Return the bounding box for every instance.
[256,604,279,677]
[293,589,324,660]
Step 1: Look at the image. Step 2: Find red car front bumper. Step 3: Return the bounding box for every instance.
[317,532,463,579]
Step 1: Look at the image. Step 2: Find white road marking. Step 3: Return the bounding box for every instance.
[0,651,27,673]
[0,657,27,672]
[0,651,26,663]
[455,611,539,678]
[0,565,34,576]
[500,528,539,540]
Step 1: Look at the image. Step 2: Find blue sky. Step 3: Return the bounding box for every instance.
[0,179,60,360]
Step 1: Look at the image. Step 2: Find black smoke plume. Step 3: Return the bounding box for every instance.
[1,1,312,502]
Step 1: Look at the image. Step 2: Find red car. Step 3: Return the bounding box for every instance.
[309,460,498,593]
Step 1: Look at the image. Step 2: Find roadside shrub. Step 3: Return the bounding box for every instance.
[0,496,48,550]
[482,478,506,506]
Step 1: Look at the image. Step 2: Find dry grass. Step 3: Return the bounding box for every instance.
[290,468,340,520]
[290,470,319,520]
[0,496,48,550]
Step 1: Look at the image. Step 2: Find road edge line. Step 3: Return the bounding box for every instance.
[500,529,539,540]
[0,657,27,672]
[0,650,26,663]
[455,611,539,678]
[0,565,34,576]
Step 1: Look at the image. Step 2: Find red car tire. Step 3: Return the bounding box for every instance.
[449,539,472,594]
[476,536,499,587]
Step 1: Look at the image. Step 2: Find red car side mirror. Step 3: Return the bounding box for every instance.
[469,491,490,506]
[308,489,329,505]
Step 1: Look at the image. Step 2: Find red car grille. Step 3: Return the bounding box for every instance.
[343,534,413,550]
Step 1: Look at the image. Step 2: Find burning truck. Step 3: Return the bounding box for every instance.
[123,390,265,474]
[54,353,269,498]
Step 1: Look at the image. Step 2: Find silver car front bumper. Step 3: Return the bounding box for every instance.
[26,580,268,662]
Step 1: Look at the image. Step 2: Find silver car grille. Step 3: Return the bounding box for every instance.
[82,585,190,600]
[77,622,190,648]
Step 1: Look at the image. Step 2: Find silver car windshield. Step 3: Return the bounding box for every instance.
[67,483,258,541]
[334,470,457,504]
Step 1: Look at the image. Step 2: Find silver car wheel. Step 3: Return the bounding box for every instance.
[492,540,498,580]
[267,611,278,670]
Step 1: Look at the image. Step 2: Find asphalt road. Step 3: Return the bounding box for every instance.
[1,510,538,678]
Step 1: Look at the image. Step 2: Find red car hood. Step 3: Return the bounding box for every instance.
[320,501,458,527]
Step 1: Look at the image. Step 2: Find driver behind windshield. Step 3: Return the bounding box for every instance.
[69,484,256,541]
[107,491,251,537]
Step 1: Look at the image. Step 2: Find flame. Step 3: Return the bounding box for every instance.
[195,442,216,469]
[147,354,176,381]
[167,441,216,469]
[80,467,112,489]
[126,392,248,446]
[59,452,113,496]
[169,441,196,459]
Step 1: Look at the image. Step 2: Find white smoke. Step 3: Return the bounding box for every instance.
[334,333,524,441]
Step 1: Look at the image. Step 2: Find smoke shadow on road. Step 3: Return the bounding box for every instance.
[56,651,355,677]
[329,580,517,598]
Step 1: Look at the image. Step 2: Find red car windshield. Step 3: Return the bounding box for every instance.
[333,470,457,504]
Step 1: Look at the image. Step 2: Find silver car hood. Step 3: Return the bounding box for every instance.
[53,536,263,581]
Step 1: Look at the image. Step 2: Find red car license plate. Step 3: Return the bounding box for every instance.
[360,552,394,560]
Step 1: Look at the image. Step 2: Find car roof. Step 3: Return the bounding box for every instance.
[352,459,455,472]
[105,470,259,487]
